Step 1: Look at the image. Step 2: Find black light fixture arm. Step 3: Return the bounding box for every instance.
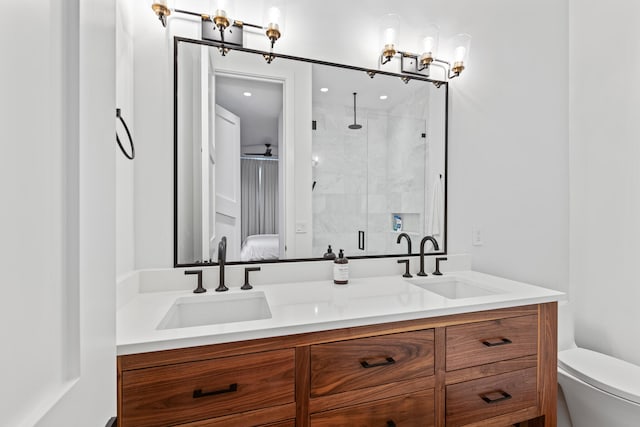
[155,6,270,51]
[431,59,462,80]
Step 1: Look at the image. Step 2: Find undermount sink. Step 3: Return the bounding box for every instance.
[157,292,272,330]
[408,276,501,299]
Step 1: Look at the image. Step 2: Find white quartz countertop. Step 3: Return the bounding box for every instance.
[116,270,564,356]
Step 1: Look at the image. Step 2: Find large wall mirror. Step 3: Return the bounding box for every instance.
[175,37,448,266]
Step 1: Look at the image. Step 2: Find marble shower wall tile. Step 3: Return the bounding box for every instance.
[312,91,432,255]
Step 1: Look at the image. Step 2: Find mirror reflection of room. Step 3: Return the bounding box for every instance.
[215,76,283,262]
[175,42,446,266]
[311,65,445,258]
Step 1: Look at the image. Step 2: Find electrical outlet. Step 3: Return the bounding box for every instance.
[472,227,483,246]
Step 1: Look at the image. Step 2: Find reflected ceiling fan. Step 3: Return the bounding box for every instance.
[244,143,273,157]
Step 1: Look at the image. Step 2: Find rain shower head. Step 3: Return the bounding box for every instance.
[348,92,362,130]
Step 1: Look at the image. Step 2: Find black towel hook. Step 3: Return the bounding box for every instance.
[116,108,135,160]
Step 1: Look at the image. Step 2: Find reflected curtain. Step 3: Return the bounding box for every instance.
[241,158,279,242]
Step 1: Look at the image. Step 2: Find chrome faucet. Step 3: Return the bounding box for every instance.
[216,236,229,292]
[417,235,440,276]
[396,232,412,255]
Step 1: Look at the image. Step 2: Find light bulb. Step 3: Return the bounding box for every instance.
[421,24,439,56]
[451,33,472,70]
[380,13,401,48]
[380,13,401,64]
[449,33,471,75]
[210,0,235,24]
[383,27,397,46]
[267,6,282,26]
[264,0,286,42]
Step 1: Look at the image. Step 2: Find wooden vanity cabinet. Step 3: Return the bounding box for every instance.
[117,302,556,427]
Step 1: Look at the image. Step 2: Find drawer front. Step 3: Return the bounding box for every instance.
[446,315,537,371]
[310,329,435,397]
[121,349,295,427]
[445,367,537,426]
[310,389,435,427]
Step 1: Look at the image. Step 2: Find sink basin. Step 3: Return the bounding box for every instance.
[157,292,272,330]
[408,277,500,299]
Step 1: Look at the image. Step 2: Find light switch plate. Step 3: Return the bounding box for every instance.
[472,227,483,246]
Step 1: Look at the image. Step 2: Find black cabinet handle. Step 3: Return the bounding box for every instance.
[192,383,238,399]
[482,337,512,347]
[480,390,512,404]
[358,230,365,250]
[360,357,396,369]
[387,421,396,427]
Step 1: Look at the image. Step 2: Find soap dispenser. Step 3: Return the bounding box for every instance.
[333,249,349,285]
[323,245,336,260]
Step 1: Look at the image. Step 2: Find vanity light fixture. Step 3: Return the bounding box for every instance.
[380,13,401,65]
[151,0,171,27]
[451,33,472,76]
[150,0,286,61]
[264,0,285,49]
[418,24,439,71]
[378,14,472,82]
[211,0,235,33]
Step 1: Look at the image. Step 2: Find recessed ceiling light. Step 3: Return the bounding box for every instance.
[379,95,388,100]
[243,92,252,97]
[320,87,329,92]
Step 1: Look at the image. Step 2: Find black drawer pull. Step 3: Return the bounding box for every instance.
[482,337,512,347]
[480,390,512,404]
[192,383,238,399]
[360,357,396,368]
[387,421,396,427]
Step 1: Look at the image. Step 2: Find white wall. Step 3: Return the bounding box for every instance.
[129,0,569,294]
[116,0,136,277]
[443,1,569,292]
[3,0,116,424]
[569,0,640,365]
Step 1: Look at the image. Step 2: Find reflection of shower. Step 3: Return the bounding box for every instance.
[348,92,362,130]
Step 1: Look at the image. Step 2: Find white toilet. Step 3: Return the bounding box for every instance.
[557,302,640,427]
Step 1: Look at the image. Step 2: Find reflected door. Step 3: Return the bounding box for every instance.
[214,104,242,260]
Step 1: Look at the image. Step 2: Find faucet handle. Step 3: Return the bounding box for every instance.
[397,259,413,278]
[433,257,447,276]
[242,267,261,290]
[185,270,206,294]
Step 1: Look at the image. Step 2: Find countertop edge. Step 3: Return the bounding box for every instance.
[117,291,562,356]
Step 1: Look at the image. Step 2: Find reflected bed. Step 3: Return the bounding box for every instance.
[240,234,279,261]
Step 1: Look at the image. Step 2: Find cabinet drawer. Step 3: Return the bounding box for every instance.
[121,349,295,427]
[310,389,435,427]
[446,315,537,371]
[310,329,435,397]
[445,367,537,426]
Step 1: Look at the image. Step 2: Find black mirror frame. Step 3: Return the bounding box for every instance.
[173,36,448,268]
